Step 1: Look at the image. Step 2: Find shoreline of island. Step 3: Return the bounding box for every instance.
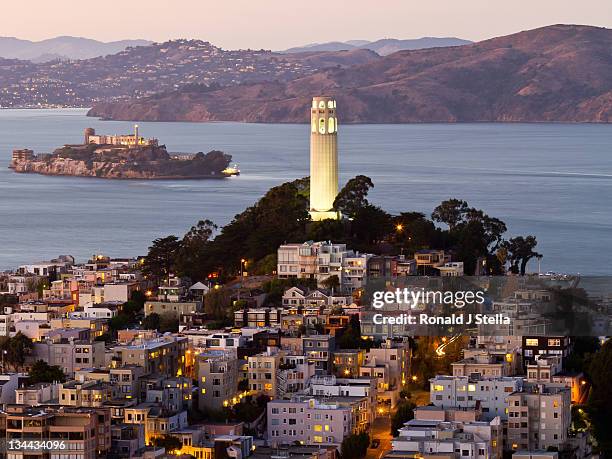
[9,126,240,180]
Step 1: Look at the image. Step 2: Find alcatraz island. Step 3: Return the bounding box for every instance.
[9,125,239,179]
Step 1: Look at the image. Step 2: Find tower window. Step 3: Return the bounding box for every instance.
[319,101,326,109]
[319,118,326,134]
[328,118,335,133]
[327,100,334,108]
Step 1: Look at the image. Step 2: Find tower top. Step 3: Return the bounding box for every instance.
[312,96,336,110]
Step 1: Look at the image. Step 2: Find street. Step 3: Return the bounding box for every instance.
[366,416,392,459]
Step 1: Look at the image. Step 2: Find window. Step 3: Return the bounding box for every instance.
[525,338,539,346]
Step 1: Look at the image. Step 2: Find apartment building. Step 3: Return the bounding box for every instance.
[525,355,586,403]
[430,375,524,421]
[452,351,513,378]
[113,335,188,376]
[506,383,571,452]
[197,350,239,410]
[390,417,503,459]
[282,286,352,308]
[267,398,354,448]
[522,336,571,364]
[234,307,282,328]
[277,241,371,292]
[59,380,116,407]
[281,354,316,395]
[361,339,410,408]
[31,339,106,376]
[248,347,283,398]
[2,405,110,459]
[308,375,377,428]
[330,349,363,379]
[144,300,201,319]
[303,335,335,374]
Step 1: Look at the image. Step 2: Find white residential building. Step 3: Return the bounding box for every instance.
[430,375,524,421]
[277,241,371,292]
[391,417,503,459]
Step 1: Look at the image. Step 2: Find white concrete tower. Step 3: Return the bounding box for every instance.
[309,96,339,221]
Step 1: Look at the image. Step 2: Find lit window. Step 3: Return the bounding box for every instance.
[328,117,335,133]
[433,385,444,392]
[525,338,539,346]
[468,384,476,392]
[311,117,317,133]
[327,100,334,109]
[314,425,322,432]
[319,101,325,109]
[319,118,326,134]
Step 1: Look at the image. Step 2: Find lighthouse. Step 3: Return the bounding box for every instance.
[309,96,340,221]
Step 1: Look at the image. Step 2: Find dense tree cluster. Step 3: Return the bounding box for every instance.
[587,339,612,456]
[141,175,542,286]
[340,432,370,458]
[28,360,66,384]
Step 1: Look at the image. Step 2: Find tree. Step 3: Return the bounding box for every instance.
[503,235,542,275]
[29,360,66,384]
[109,314,131,333]
[350,204,393,251]
[587,339,612,456]
[0,332,33,370]
[333,175,374,218]
[159,313,179,333]
[142,236,181,283]
[337,314,362,349]
[177,219,217,280]
[341,432,369,458]
[152,435,182,453]
[431,199,469,230]
[321,275,340,291]
[142,313,161,331]
[391,400,416,436]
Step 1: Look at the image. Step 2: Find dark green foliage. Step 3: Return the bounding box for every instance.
[151,435,182,452]
[141,236,181,283]
[262,277,317,306]
[321,274,340,291]
[341,432,370,458]
[333,175,374,218]
[337,315,362,349]
[176,219,217,280]
[431,199,520,274]
[203,287,233,320]
[391,400,416,436]
[587,339,612,456]
[142,313,161,330]
[109,314,131,333]
[0,332,33,370]
[159,313,179,333]
[350,204,393,252]
[502,235,542,275]
[28,360,66,384]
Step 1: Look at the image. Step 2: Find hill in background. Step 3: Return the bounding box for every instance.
[282,37,472,55]
[0,36,152,62]
[88,25,612,123]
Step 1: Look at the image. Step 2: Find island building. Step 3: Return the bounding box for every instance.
[84,125,158,147]
[309,96,340,221]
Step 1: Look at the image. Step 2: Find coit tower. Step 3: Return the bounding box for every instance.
[309,96,339,221]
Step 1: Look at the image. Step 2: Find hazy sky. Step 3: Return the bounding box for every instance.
[3,0,612,49]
